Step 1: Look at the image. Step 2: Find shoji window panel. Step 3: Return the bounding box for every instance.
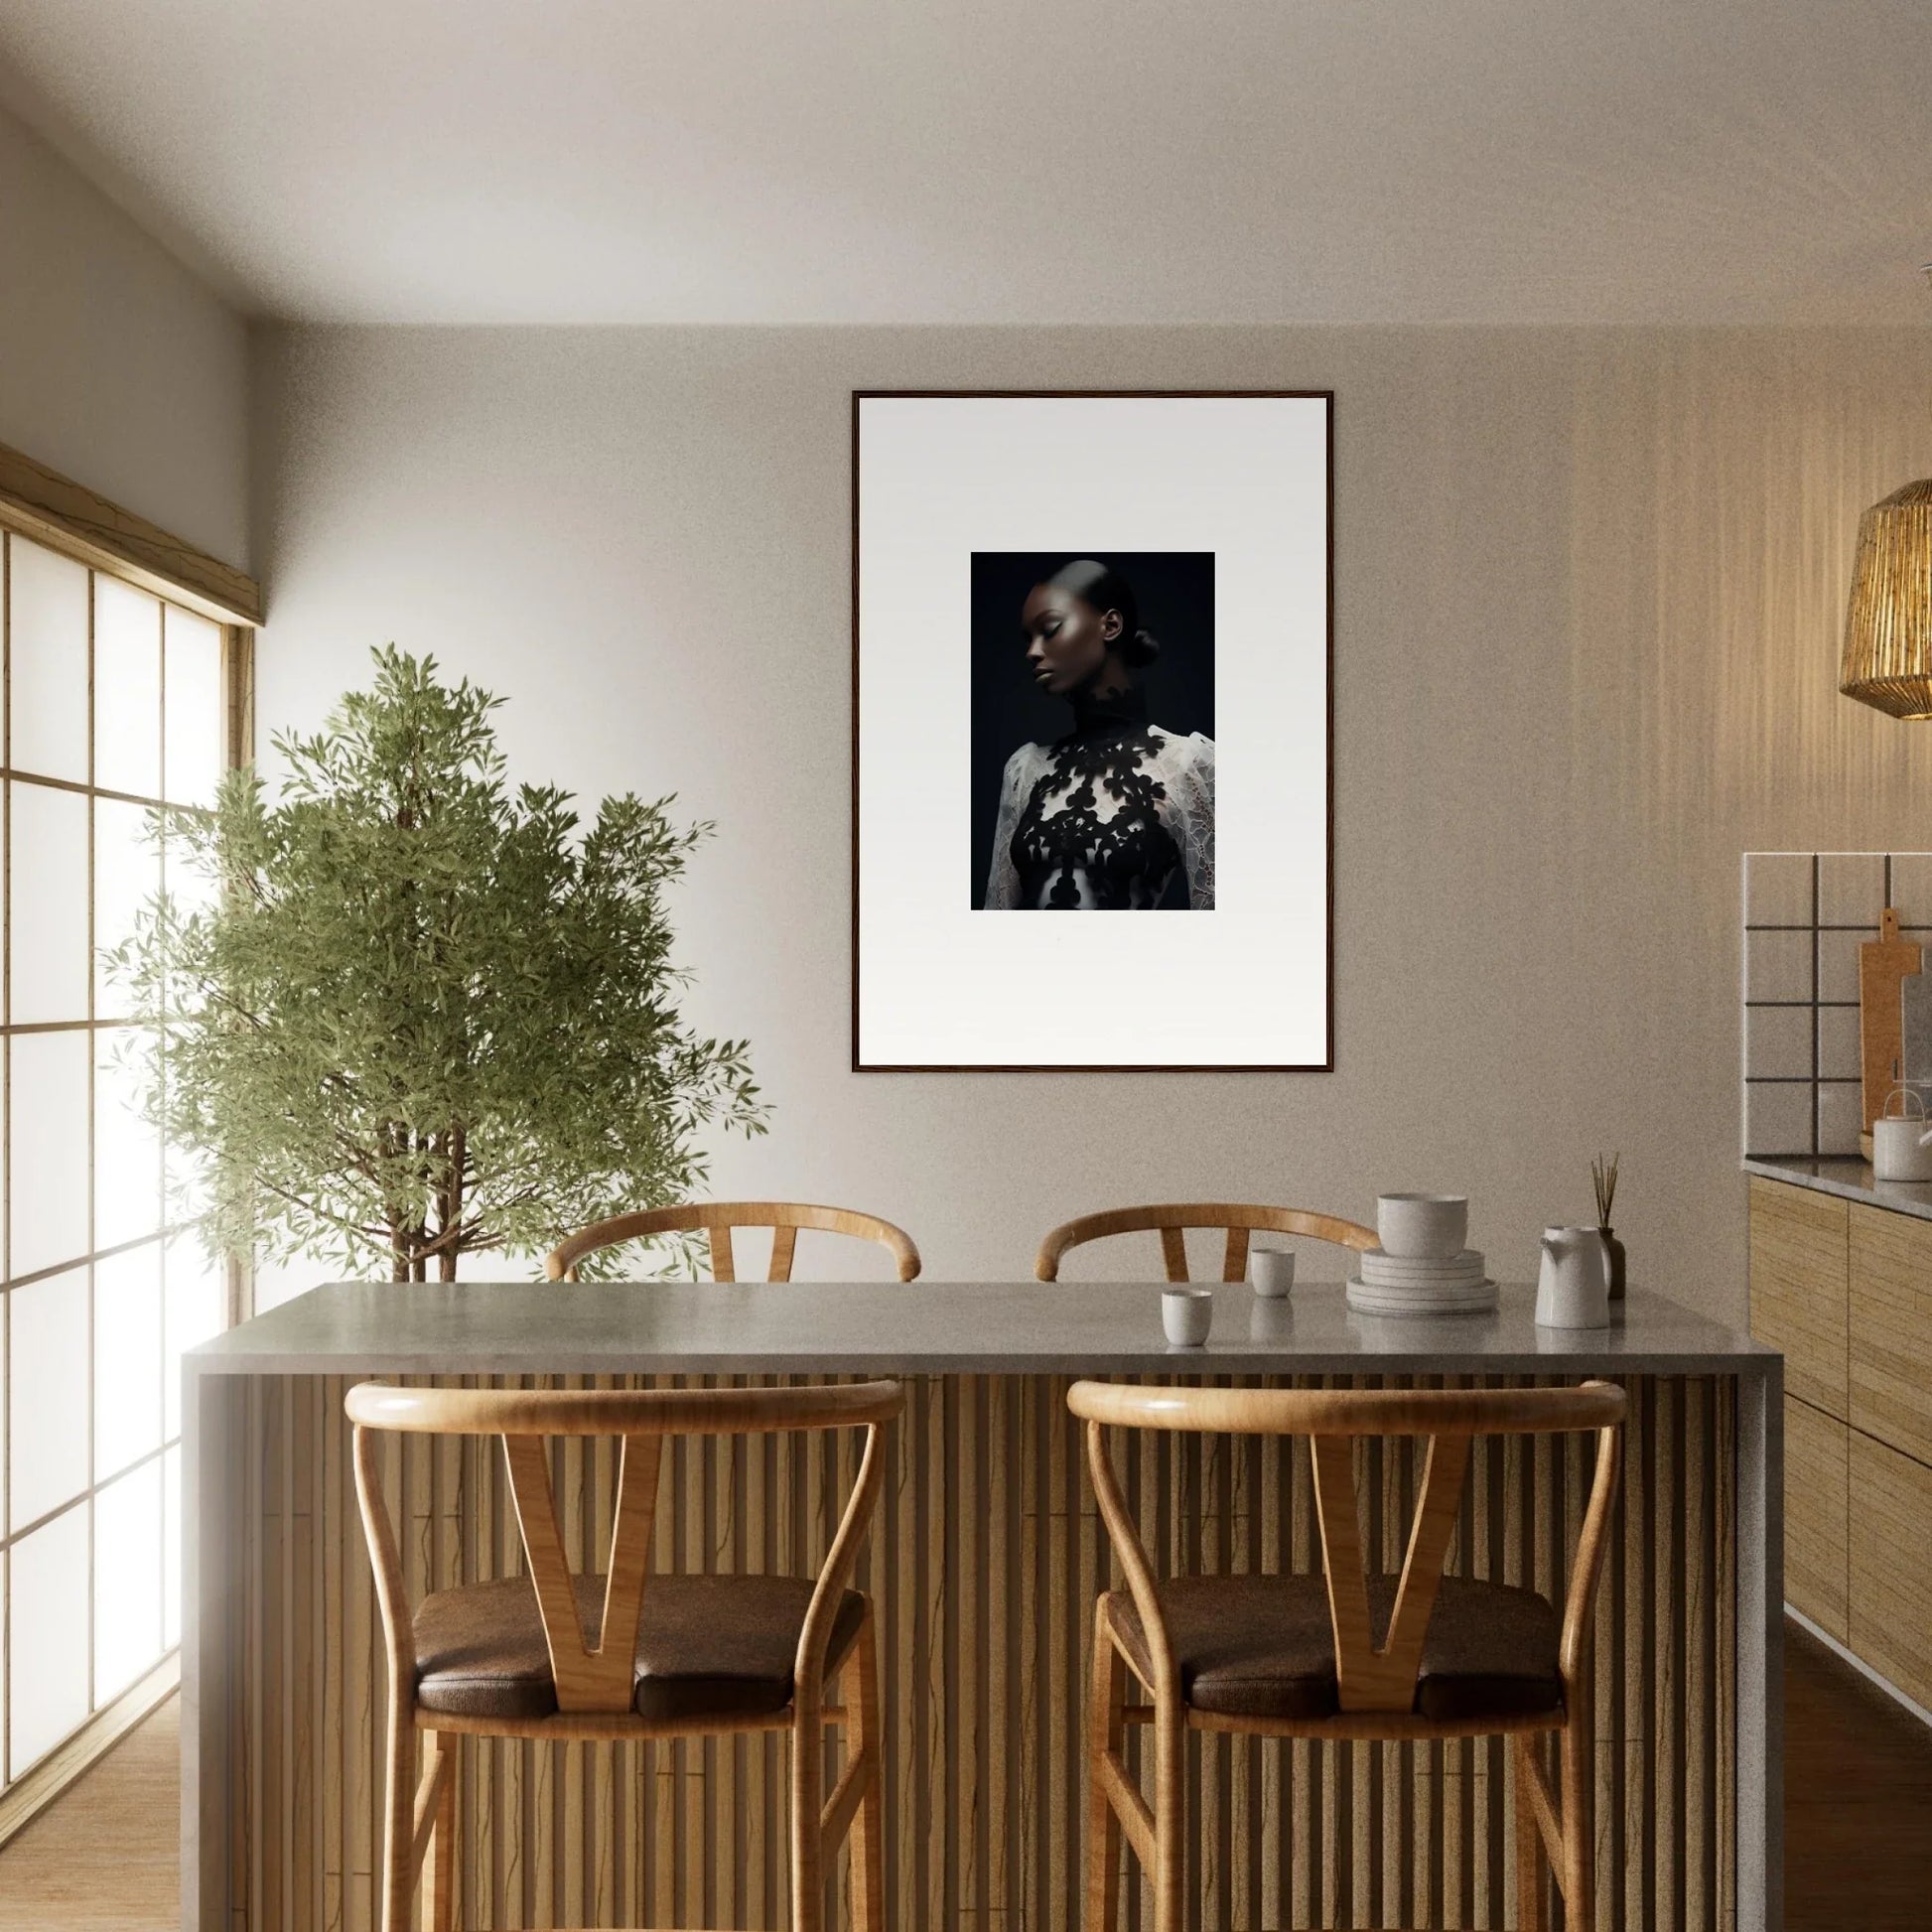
[0,528,239,1797]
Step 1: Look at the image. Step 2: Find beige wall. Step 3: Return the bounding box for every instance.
[249,324,1932,1312]
[0,100,248,566]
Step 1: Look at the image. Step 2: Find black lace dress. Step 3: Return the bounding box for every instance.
[983,691,1215,910]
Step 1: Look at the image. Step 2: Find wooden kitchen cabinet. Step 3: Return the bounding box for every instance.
[1850,1429,1932,1712]
[1784,1394,1850,1641]
[1850,1200,1932,1466]
[1751,1172,1932,1717]
[1748,1177,1848,1419]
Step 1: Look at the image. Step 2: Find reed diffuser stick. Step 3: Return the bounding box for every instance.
[1591,1151,1620,1229]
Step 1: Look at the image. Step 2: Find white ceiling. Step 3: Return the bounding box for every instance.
[1,0,1928,326]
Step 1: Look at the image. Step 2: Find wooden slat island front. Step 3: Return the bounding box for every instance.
[182,1283,1783,1931]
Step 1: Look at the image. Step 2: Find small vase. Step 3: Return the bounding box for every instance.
[1600,1227,1626,1301]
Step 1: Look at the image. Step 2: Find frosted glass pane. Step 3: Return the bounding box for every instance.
[10,1032,90,1278]
[7,1265,88,1527]
[7,537,88,782]
[9,781,89,1025]
[163,1112,210,1231]
[163,1236,223,1440]
[93,576,162,799]
[163,1443,182,1649]
[94,1243,162,1479]
[162,824,220,917]
[94,796,161,1011]
[162,608,224,809]
[95,1459,164,1699]
[94,1029,162,1249]
[9,1504,89,1774]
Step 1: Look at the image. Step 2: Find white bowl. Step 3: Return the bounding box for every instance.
[1376,1192,1468,1259]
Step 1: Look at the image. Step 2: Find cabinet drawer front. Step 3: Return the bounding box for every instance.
[1749,1178,1849,1418]
[1784,1396,1849,1640]
[1850,1430,1932,1711]
[1851,1202,1932,1465]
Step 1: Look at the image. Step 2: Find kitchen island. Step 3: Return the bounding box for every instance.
[183,1282,1781,1930]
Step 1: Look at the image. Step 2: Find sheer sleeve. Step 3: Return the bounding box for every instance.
[1169,737,1215,910]
[983,747,1035,909]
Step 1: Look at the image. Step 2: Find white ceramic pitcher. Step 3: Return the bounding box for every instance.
[1872,1088,1932,1182]
[1535,1225,1611,1329]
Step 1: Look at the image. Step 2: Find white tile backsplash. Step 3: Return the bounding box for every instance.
[1744,927,1814,1003]
[1746,1081,1814,1158]
[1744,852,1813,927]
[1817,927,1874,1005]
[1891,853,1932,930]
[1819,1004,1863,1082]
[1817,1081,1864,1157]
[1739,855,1932,1159]
[1819,853,1888,928]
[1744,1004,1812,1081]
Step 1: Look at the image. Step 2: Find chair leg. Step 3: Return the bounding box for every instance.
[791,1694,827,1932]
[847,1610,887,1932]
[425,1733,457,1932]
[1084,1606,1126,1932]
[1151,1691,1186,1932]
[1559,1696,1595,1932]
[1513,1734,1548,1932]
[379,1704,416,1932]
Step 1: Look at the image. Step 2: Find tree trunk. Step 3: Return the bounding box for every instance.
[435,1124,466,1284]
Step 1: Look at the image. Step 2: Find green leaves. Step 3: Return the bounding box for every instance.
[106,645,767,1281]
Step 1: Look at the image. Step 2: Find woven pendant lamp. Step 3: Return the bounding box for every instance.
[1841,479,1932,718]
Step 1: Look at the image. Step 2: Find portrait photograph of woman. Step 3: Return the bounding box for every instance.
[972,552,1215,911]
[854,389,1328,1069]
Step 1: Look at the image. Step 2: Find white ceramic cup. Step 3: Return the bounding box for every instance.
[1376,1192,1468,1259]
[1162,1286,1214,1346]
[1250,1248,1297,1298]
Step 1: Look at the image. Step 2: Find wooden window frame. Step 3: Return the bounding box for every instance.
[0,436,259,1845]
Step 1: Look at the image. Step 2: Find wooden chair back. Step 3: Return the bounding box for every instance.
[1066,1380,1625,1714]
[345,1380,904,1719]
[1035,1201,1376,1285]
[545,1200,921,1284]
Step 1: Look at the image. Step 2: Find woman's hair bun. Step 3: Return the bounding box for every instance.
[1123,626,1161,667]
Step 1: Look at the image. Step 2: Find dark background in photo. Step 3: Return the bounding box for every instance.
[970,551,1215,908]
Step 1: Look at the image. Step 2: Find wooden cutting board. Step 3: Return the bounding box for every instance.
[1862,907,1924,1139]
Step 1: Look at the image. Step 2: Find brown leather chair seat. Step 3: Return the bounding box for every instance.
[1106,1573,1562,1724]
[413,1572,867,1724]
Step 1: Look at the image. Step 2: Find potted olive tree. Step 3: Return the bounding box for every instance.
[109,646,766,1282]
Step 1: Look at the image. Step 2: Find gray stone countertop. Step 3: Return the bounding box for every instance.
[1744,1154,1932,1224]
[189,1281,1774,1379]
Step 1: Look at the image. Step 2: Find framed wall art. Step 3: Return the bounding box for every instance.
[852,390,1332,1071]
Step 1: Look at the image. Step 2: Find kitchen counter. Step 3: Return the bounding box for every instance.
[1744,1152,1932,1224]
[183,1279,1783,1931]
[192,1277,1773,1377]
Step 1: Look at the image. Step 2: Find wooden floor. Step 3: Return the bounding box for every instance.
[0,1622,1925,1929]
[0,1697,179,1929]
[1781,1621,1932,1932]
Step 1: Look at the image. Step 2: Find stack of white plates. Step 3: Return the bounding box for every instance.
[1345,1247,1497,1315]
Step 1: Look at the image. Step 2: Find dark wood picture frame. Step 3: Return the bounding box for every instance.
[851,388,1334,1073]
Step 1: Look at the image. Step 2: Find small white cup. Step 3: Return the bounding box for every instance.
[1162,1286,1214,1346]
[1250,1248,1296,1298]
[1377,1192,1468,1259]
